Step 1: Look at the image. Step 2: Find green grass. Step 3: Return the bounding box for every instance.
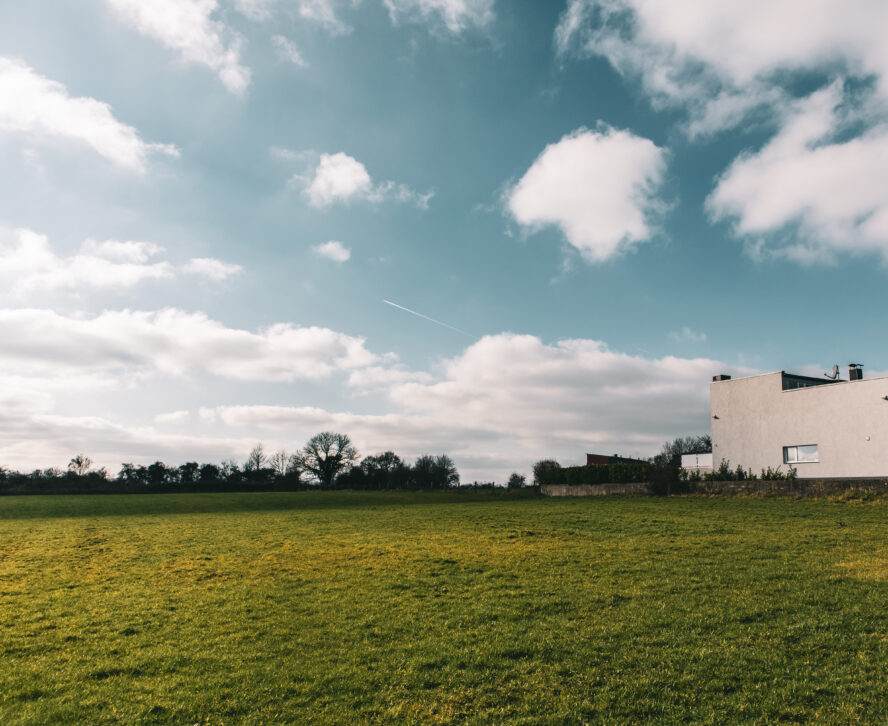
[1,491,887,724]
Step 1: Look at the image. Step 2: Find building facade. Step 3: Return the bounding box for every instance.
[711,368,888,478]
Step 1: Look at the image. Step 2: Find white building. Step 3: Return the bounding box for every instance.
[711,366,888,479]
[680,452,713,475]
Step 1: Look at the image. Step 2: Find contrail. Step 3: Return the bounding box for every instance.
[383,299,472,337]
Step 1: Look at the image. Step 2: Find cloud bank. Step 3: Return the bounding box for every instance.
[0,228,240,296]
[0,322,733,482]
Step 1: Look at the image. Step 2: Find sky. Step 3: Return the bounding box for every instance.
[2,0,888,482]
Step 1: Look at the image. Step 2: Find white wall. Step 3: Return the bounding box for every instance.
[681,453,713,469]
[711,372,888,478]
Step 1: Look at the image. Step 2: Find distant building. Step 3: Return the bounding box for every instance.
[680,452,713,475]
[586,453,648,467]
[711,365,888,478]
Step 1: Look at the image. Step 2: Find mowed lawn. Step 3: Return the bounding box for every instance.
[1,492,887,724]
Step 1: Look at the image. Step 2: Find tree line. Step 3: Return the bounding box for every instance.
[0,432,460,495]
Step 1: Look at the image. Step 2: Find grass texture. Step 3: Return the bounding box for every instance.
[1,491,887,724]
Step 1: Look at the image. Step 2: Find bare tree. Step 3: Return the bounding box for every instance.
[653,435,712,467]
[245,443,267,472]
[68,455,93,476]
[220,459,240,478]
[270,450,289,477]
[297,432,358,487]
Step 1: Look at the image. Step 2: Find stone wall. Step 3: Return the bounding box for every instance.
[540,483,650,497]
[541,479,888,497]
[694,478,888,497]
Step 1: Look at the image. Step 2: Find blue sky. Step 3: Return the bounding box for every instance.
[1,0,887,481]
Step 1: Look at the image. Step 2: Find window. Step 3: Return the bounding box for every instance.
[783,444,819,464]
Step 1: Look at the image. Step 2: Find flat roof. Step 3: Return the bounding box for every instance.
[712,369,888,386]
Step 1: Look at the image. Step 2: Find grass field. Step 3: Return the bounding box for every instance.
[1,491,887,724]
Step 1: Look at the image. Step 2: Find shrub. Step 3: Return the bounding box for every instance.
[507,472,527,489]
[532,459,561,486]
[760,465,798,481]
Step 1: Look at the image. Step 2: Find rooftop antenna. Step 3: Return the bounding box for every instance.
[824,364,839,380]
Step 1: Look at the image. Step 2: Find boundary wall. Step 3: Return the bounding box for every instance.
[541,479,888,497]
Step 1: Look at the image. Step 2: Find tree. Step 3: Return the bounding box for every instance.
[361,451,406,490]
[648,435,711,495]
[217,460,241,488]
[532,459,561,486]
[507,472,527,489]
[269,450,289,477]
[147,461,175,488]
[411,454,459,490]
[653,435,712,468]
[118,463,138,484]
[68,455,93,477]
[199,463,221,486]
[245,443,267,472]
[178,462,200,486]
[297,432,358,487]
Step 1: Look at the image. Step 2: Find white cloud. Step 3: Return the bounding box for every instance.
[244,0,492,36]
[303,152,432,209]
[272,35,308,67]
[313,240,351,262]
[0,229,173,294]
[554,0,888,137]
[235,0,275,21]
[0,307,380,383]
[507,127,667,261]
[305,152,372,206]
[346,365,434,389]
[0,229,241,295]
[182,257,244,280]
[0,57,178,173]
[668,327,706,343]
[102,0,250,93]
[79,239,165,263]
[383,0,495,33]
[707,83,888,264]
[297,0,351,36]
[0,405,251,474]
[237,0,350,34]
[155,410,190,425]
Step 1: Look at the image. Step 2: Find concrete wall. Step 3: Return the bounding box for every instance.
[711,372,888,478]
[541,483,650,496]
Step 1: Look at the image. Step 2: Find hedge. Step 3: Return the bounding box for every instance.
[540,463,650,486]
